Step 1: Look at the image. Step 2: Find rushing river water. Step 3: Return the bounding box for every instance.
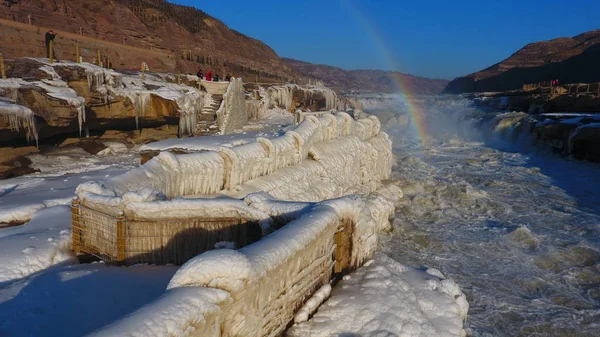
[363,95,600,337]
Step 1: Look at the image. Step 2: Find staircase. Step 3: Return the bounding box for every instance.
[194,93,223,136]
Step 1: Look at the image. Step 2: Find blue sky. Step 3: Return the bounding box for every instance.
[171,0,598,80]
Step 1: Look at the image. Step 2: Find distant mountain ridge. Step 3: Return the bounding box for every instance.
[444,29,600,93]
[284,58,448,94]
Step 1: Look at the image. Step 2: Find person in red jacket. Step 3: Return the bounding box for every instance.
[206,70,213,81]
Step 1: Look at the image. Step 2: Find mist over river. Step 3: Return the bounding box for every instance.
[362,95,600,336]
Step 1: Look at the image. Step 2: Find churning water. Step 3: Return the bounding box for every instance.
[365,95,600,337]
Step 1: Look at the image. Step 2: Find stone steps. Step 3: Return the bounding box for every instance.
[195,94,223,136]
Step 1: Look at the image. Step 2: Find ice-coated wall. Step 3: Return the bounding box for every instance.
[88,192,397,337]
[266,84,344,112]
[217,78,247,134]
[76,112,390,217]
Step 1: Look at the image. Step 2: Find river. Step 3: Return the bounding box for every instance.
[363,95,600,337]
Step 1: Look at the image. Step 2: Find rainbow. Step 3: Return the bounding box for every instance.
[341,1,428,142]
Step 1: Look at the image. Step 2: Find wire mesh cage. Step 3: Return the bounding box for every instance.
[71,198,260,265]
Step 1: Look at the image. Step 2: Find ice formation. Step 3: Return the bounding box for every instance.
[246,86,273,120]
[119,74,205,133]
[77,112,390,213]
[287,254,469,337]
[267,84,344,112]
[2,59,209,139]
[0,100,38,144]
[217,78,247,134]
[90,192,400,337]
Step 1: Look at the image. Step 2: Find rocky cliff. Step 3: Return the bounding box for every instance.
[283,58,448,94]
[444,29,600,93]
[0,0,293,81]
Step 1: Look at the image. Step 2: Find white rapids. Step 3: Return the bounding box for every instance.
[365,95,600,337]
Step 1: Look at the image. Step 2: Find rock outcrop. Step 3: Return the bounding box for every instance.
[0,58,212,144]
[485,111,600,162]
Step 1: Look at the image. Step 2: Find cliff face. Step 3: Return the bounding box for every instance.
[283,58,448,95]
[0,0,293,80]
[444,29,600,94]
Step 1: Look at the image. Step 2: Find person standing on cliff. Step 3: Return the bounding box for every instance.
[225,74,232,82]
[45,30,58,60]
[197,69,204,80]
[206,70,213,81]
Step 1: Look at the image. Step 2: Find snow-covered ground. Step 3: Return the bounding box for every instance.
[288,254,468,337]
[139,108,294,153]
[0,150,136,224]
[0,261,176,337]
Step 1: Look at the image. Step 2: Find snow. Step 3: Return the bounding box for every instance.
[293,284,332,324]
[121,197,271,231]
[167,249,255,292]
[0,262,177,337]
[0,206,75,284]
[139,131,273,153]
[0,153,136,281]
[0,166,132,224]
[287,254,468,337]
[88,287,231,337]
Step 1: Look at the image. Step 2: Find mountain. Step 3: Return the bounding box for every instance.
[284,58,448,94]
[1,0,448,93]
[444,29,600,93]
[0,0,293,81]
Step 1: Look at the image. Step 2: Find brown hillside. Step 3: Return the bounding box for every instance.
[444,29,600,93]
[284,58,448,94]
[0,0,293,80]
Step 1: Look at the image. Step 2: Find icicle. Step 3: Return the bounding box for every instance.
[0,102,39,145]
[176,90,204,137]
[132,93,150,130]
[77,104,85,137]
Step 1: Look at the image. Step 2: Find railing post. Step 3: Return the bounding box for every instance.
[116,212,126,262]
[0,53,5,79]
[334,224,344,275]
[76,42,80,64]
[97,50,102,67]
[49,40,54,64]
[71,197,81,254]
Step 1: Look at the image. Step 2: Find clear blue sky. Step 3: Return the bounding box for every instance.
[171,0,598,80]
